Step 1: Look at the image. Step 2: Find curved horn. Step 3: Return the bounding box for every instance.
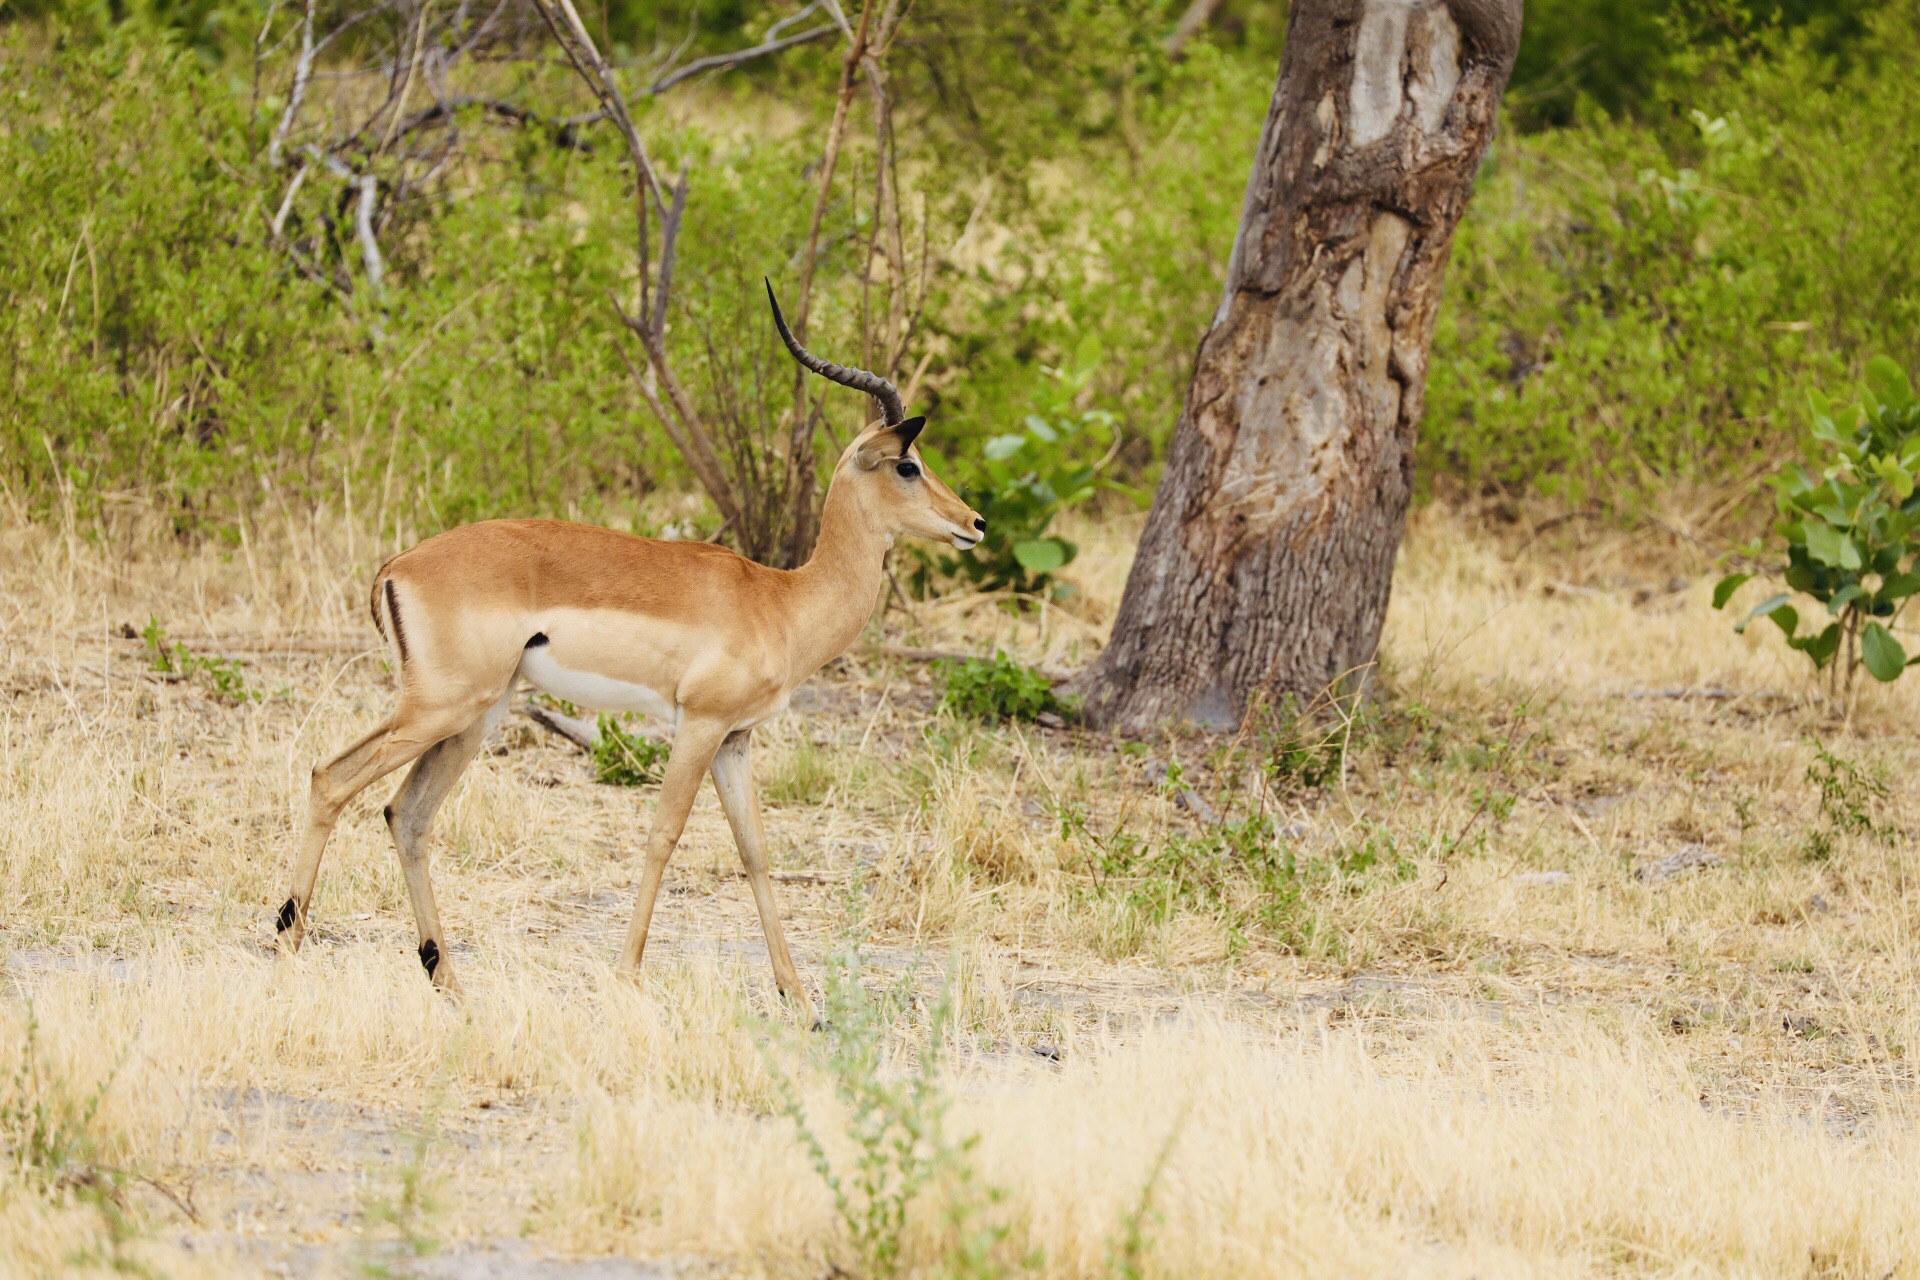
[765,278,905,427]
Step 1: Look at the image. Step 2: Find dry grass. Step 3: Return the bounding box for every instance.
[6,501,1920,1276]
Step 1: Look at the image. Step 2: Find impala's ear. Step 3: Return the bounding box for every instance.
[856,416,927,469]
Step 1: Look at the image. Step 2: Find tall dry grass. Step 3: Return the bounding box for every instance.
[4,502,1920,1275]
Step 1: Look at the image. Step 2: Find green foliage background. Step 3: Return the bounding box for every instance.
[0,0,1909,543]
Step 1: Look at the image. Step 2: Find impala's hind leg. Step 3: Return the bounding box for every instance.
[277,701,476,951]
[383,693,511,993]
[710,730,816,1025]
[617,716,731,977]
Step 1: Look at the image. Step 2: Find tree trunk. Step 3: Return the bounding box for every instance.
[1079,0,1522,733]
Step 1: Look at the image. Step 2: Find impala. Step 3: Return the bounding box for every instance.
[275,284,985,1022]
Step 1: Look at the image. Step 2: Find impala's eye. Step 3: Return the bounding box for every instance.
[895,460,921,480]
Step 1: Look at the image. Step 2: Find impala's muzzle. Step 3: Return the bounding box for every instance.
[952,515,986,551]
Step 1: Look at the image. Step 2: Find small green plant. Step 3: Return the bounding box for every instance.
[2,1006,122,1198]
[913,336,1119,598]
[591,715,670,786]
[1803,739,1894,857]
[357,1109,445,1277]
[938,653,1069,724]
[0,1005,157,1271]
[142,616,256,703]
[1260,693,1353,792]
[764,736,839,806]
[772,881,1001,1278]
[1716,356,1920,693]
[1104,1117,1182,1280]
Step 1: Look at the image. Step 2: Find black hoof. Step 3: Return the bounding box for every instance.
[275,898,298,933]
[418,938,440,979]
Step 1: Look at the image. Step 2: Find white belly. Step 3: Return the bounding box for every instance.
[518,648,678,724]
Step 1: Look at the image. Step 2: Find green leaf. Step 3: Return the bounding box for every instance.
[1803,521,1848,566]
[983,435,1026,461]
[1879,571,1920,602]
[1842,537,1864,570]
[1808,388,1833,426]
[1877,457,1917,501]
[1734,593,1792,635]
[1863,622,1908,681]
[1769,604,1800,640]
[1012,539,1069,572]
[1828,583,1866,615]
[1072,332,1104,375]
[1796,622,1842,668]
[1867,356,1913,409]
[1711,573,1753,610]
[1023,415,1059,443]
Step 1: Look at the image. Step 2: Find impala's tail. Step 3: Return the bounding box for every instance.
[369,559,410,671]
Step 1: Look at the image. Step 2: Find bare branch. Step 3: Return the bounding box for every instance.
[270,162,309,239]
[647,21,837,94]
[611,324,742,530]
[653,168,690,338]
[1165,0,1223,57]
[779,0,873,564]
[353,173,385,297]
[268,0,316,169]
[379,0,437,154]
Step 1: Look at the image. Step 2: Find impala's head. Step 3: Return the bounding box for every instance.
[766,280,985,551]
[838,415,983,548]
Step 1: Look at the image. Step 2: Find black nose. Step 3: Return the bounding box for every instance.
[973,517,986,532]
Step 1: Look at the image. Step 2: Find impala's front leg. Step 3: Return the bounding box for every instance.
[618,717,731,975]
[710,729,817,1025]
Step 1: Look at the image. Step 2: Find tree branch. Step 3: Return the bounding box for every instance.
[268,0,317,169]
[780,1,873,563]
[648,21,837,94]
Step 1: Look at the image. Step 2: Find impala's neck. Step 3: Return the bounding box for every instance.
[787,473,890,680]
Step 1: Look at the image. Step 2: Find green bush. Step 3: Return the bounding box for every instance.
[914,336,1117,597]
[937,653,1065,724]
[1716,356,1920,690]
[3,4,1916,542]
[1423,5,1920,508]
[591,715,669,786]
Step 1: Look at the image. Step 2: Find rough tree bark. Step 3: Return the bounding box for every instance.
[1079,0,1522,733]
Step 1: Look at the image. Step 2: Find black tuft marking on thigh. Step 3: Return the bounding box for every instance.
[276,898,298,933]
[418,938,440,978]
[383,804,395,825]
[525,632,549,648]
[385,578,410,664]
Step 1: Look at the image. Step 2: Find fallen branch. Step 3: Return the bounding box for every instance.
[521,703,598,752]
[723,868,848,884]
[520,702,673,753]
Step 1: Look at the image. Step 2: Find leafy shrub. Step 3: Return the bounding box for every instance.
[937,653,1066,723]
[914,337,1117,597]
[1716,356,1920,690]
[1,1007,121,1198]
[1260,693,1353,792]
[142,617,256,703]
[6,6,1915,540]
[591,715,669,786]
[1424,5,1920,508]
[1802,739,1895,859]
